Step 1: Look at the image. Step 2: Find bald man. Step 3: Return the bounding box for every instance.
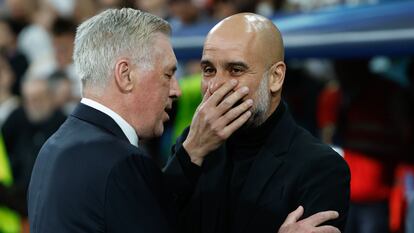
[165,13,350,233]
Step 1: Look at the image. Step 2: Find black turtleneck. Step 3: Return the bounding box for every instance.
[226,103,285,231]
[175,102,286,232]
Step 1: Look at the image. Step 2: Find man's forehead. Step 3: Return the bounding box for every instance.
[151,35,177,67]
[206,28,255,44]
[202,41,254,65]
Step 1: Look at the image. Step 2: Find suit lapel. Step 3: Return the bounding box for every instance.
[70,103,130,143]
[233,108,297,233]
[200,145,229,233]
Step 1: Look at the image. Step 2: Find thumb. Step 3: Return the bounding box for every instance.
[282,206,304,226]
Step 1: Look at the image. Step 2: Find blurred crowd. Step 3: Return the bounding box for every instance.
[0,0,413,233]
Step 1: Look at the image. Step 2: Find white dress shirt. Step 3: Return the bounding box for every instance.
[81,98,139,147]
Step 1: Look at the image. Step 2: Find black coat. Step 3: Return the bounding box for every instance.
[28,103,175,233]
[165,107,350,233]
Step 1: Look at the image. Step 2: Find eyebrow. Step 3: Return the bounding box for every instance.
[200,60,212,66]
[225,61,249,70]
[200,60,249,69]
[168,65,177,74]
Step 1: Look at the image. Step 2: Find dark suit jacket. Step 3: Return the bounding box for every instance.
[165,106,350,233]
[28,103,174,233]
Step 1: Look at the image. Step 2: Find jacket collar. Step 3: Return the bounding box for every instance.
[70,103,130,144]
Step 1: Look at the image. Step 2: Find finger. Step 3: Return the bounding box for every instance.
[221,110,252,138]
[281,206,304,226]
[300,211,339,227]
[314,225,340,233]
[216,86,249,115]
[200,84,213,104]
[207,79,238,106]
[218,98,253,127]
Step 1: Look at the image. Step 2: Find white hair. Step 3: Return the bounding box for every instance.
[73,8,171,94]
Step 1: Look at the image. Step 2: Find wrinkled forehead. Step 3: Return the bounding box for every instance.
[202,30,263,67]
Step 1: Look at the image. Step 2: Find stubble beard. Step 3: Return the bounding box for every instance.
[243,71,271,129]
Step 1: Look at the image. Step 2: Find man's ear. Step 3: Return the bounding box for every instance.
[114,59,134,93]
[269,61,286,94]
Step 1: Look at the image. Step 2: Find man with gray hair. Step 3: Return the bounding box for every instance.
[27,8,253,233]
[28,8,341,233]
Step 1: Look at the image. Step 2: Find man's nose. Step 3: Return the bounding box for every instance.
[170,77,182,99]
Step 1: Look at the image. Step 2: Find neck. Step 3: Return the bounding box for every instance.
[231,101,285,141]
[84,87,137,131]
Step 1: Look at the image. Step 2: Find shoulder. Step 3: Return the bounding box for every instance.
[34,120,154,199]
[38,116,148,177]
[287,126,349,173]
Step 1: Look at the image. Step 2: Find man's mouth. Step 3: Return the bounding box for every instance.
[164,105,172,120]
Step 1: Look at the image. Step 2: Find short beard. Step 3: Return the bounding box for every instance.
[243,71,270,129]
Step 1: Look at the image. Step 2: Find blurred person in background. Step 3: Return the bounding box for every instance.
[135,0,170,19]
[0,17,29,96]
[255,0,286,18]
[388,57,414,233]
[51,17,81,99]
[210,0,238,20]
[48,70,77,114]
[404,58,414,233]
[3,0,35,33]
[1,78,66,220]
[0,55,19,128]
[407,59,414,122]
[317,59,412,233]
[408,200,414,233]
[211,0,258,20]
[51,18,75,71]
[16,0,57,78]
[0,56,20,233]
[209,0,286,27]
[0,29,23,233]
[72,0,98,25]
[97,0,135,9]
[283,60,329,137]
[168,0,213,31]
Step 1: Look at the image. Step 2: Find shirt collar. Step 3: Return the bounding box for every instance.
[81,98,139,147]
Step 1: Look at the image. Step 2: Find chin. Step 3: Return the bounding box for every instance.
[153,125,164,137]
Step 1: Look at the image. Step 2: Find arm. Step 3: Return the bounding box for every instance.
[296,151,350,231]
[163,131,201,209]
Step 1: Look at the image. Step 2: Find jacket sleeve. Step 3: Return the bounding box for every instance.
[163,127,201,209]
[296,150,351,231]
